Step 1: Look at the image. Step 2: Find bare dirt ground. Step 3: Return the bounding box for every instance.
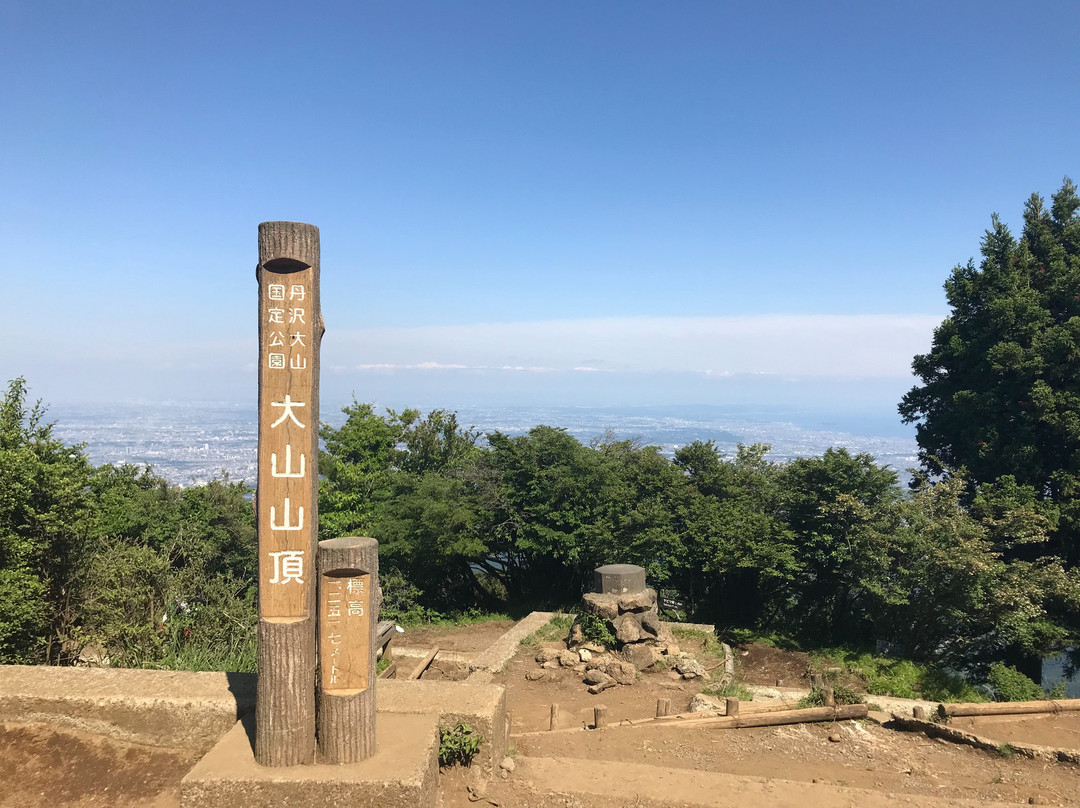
[403,619,518,653]
[952,713,1080,749]
[0,722,196,808]
[436,622,1080,808]
[5,620,1080,808]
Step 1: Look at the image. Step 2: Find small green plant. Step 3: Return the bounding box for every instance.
[797,684,864,708]
[577,612,615,647]
[376,656,392,674]
[988,663,1046,702]
[997,743,1016,759]
[438,722,483,767]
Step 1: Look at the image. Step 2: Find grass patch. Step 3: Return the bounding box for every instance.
[810,648,986,703]
[376,656,392,674]
[671,627,727,665]
[997,743,1016,759]
[520,613,574,649]
[719,628,801,651]
[702,681,755,701]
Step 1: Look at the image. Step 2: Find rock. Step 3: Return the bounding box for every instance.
[640,611,663,637]
[621,642,658,670]
[607,660,637,685]
[674,657,709,680]
[689,693,724,714]
[568,623,584,646]
[573,663,587,673]
[612,612,643,643]
[664,644,680,656]
[578,648,593,662]
[525,669,546,681]
[617,588,657,612]
[467,783,487,801]
[588,679,616,695]
[535,649,556,664]
[558,650,579,667]
[499,757,516,773]
[581,642,606,653]
[584,669,612,686]
[655,623,678,646]
[582,592,620,620]
[542,659,560,669]
[828,733,842,743]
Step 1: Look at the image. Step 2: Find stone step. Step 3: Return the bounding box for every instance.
[512,756,1021,808]
[180,711,439,808]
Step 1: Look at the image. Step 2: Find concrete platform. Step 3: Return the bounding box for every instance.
[180,711,439,808]
[0,664,255,751]
[378,679,507,776]
[467,611,556,676]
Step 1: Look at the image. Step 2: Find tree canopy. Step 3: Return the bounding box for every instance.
[900,178,1080,560]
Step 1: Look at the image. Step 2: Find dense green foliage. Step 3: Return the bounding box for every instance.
[0,377,257,670]
[317,401,1080,678]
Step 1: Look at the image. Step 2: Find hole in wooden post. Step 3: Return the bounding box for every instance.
[263,257,311,273]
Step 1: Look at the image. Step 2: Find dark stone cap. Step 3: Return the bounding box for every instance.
[594,564,646,595]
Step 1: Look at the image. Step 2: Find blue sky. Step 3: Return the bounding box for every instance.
[3,1,1078,415]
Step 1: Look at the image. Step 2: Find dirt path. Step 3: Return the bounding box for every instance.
[401,620,518,653]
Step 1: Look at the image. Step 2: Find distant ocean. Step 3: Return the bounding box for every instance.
[48,400,919,487]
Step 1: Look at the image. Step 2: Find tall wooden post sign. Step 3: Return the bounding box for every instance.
[255,221,323,767]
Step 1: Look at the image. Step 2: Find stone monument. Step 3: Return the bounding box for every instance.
[575,563,675,670]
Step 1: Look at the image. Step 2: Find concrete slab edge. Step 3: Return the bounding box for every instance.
[467,611,558,675]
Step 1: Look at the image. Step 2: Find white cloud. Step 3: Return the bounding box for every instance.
[327,314,941,378]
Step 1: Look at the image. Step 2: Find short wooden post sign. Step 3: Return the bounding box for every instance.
[317,537,379,763]
[255,221,323,767]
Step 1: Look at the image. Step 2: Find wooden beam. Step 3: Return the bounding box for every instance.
[939,699,1080,718]
[406,647,440,680]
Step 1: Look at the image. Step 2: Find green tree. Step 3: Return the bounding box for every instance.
[900,178,1080,560]
[0,378,94,663]
[674,442,797,626]
[779,448,901,644]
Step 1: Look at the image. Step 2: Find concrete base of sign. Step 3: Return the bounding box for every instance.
[378,679,507,777]
[0,664,254,752]
[180,711,438,808]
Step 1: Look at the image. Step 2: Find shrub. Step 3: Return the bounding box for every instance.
[577,612,615,647]
[798,684,863,708]
[988,663,1045,702]
[438,722,482,767]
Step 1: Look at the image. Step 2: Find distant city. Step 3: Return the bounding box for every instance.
[48,400,920,487]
